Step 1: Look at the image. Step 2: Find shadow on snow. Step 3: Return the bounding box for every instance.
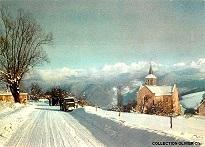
[69,108,189,147]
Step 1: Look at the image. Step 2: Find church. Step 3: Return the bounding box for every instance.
[136,65,181,116]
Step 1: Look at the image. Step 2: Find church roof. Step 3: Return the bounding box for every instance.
[145,85,175,96]
[145,74,157,79]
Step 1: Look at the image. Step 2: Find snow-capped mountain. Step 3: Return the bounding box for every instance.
[18,66,205,108]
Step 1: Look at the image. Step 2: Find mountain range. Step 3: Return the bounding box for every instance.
[18,66,205,108]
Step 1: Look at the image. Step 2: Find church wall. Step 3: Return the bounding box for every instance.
[162,95,173,115]
[136,86,154,113]
[171,87,181,115]
[136,87,181,116]
[144,97,155,113]
[154,96,163,103]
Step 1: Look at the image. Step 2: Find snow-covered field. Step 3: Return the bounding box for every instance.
[0,101,204,147]
[181,91,204,109]
[82,106,205,145]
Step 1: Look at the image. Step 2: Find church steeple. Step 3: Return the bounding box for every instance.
[145,63,157,86]
[149,63,153,74]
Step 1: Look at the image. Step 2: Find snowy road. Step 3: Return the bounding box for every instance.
[4,103,186,147]
[4,104,104,147]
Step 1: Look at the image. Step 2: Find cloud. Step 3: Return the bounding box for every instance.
[29,58,205,82]
[172,58,205,70]
[192,58,205,73]
[37,67,80,81]
[102,63,130,74]
[173,62,186,67]
[101,61,163,75]
[170,58,205,77]
[190,58,205,68]
[33,61,164,81]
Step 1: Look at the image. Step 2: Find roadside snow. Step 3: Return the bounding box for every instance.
[0,102,35,147]
[83,106,205,145]
[0,102,25,119]
[0,102,20,112]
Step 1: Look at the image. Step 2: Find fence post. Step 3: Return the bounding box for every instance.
[170,115,173,129]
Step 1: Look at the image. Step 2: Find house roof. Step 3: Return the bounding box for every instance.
[196,100,205,109]
[145,85,175,96]
[181,91,204,109]
[145,74,157,79]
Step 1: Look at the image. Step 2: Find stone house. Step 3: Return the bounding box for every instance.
[197,100,205,116]
[136,65,181,116]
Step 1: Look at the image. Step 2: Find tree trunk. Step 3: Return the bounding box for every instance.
[9,83,20,103]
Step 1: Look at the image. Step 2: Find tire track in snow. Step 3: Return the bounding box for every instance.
[4,105,106,147]
[4,107,56,147]
[49,111,73,147]
[4,109,41,147]
[53,115,75,147]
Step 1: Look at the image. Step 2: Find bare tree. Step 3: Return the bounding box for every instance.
[30,82,43,101]
[0,7,52,102]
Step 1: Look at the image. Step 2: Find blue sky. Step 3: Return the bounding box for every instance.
[2,0,205,70]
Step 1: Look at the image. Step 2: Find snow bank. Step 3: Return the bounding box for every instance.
[0,102,25,118]
[81,106,205,145]
[71,108,185,147]
[0,101,16,113]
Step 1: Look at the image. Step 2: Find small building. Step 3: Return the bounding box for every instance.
[19,93,28,104]
[197,100,205,116]
[0,92,28,104]
[136,64,181,116]
[0,92,14,102]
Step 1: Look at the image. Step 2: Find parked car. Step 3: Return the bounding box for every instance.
[60,97,75,111]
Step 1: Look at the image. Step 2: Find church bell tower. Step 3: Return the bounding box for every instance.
[145,64,157,85]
